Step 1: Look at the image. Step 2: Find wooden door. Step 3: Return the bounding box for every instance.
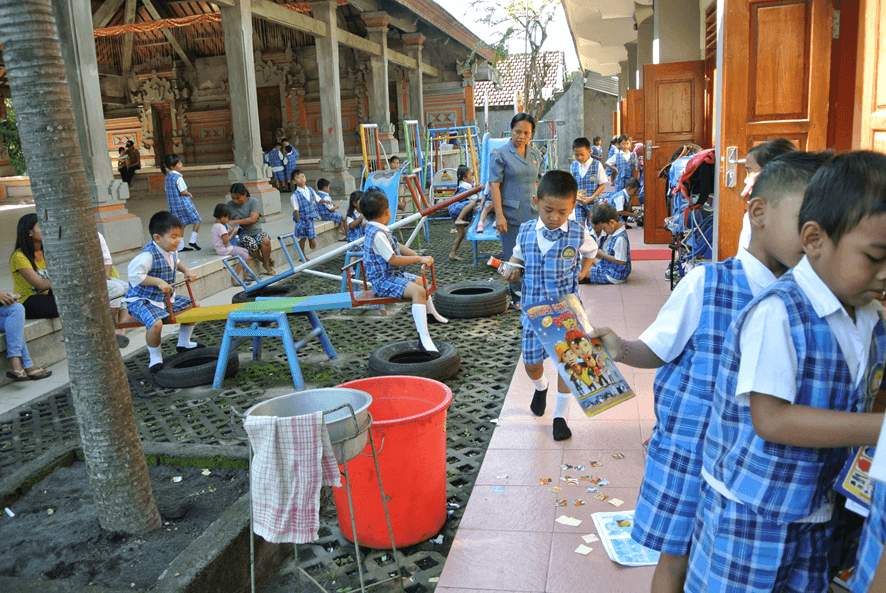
[150,103,173,162]
[858,0,886,152]
[643,60,706,245]
[623,89,644,142]
[256,86,282,149]
[716,0,832,259]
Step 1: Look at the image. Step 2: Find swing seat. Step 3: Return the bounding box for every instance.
[341,258,437,308]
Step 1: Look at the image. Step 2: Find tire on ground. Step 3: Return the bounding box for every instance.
[154,347,240,389]
[231,285,295,304]
[431,281,509,319]
[367,341,460,382]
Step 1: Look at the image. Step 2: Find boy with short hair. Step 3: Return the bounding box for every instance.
[360,188,448,353]
[606,134,639,192]
[602,177,641,228]
[291,169,319,257]
[315,178,348,236]
[124,211,201,373]
[267,141,286,191]
[685,151,886,593]
[570,137,608,227]
[581,203,631,285]
[590,151,832,593]
[500,170,598,441]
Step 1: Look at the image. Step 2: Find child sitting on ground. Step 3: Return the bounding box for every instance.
[315,178,348,236]
[291,169,320,259]
[602,177,641,228]
[685,151,886,593]
[449,165,480,260]
[124,211,201,373]
[570,137,609,227]
[346,190,366,243]
[211,204,251,285]
[581,204,631,285]
[499,170,597,441]
[590,151,832,593]
[360,187,448,353]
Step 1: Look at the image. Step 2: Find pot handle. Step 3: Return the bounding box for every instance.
[362,429,385,456]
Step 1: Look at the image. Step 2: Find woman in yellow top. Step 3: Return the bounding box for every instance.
[11,213,58,319]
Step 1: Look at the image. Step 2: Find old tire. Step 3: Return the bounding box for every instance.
[367,340,460,382]
[432,281,509,318]
[231,285,294,304]
[154,347,240,389]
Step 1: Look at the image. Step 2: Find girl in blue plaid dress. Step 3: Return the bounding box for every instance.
[160,154,202,251]
[605,135,639,192]
[291,170,319,258]
[591,151,832,593]
[267,141,286,190]
[346,191,366,243]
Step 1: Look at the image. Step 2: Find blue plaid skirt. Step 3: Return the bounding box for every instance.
[167,195,202,226]
[369,272,416,299]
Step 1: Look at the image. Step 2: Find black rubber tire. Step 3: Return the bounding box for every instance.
[367,340,461,382]
[231,285,295,304]
[154,347,240,389]
[432,281,510,319]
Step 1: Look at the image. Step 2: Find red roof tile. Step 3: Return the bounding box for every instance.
[474,51,565,107]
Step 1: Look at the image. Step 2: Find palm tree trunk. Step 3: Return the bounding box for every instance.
[0,0,161,533]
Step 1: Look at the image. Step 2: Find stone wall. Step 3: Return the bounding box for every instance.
[583,88,618,147]
[539,73,586,170]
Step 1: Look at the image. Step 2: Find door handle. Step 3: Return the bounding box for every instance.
[646,143,660,161]
[725,146,745,188]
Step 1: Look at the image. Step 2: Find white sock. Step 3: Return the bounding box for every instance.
[177,325,197,349]
[148,345,163,367]
[190,231,198,244]
[412,304,438,352]
[554,391,571,419]
[531,376,549,391]
[426,296,448,323]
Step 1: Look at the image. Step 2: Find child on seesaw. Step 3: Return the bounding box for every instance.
[360,187,448,353]
[124,211,201,373]
[498,170,597,441]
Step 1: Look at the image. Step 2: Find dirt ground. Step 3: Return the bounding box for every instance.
[0,461,249,591]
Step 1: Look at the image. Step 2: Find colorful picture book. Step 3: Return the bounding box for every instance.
[591,511,661,567]
[523,294,635,418]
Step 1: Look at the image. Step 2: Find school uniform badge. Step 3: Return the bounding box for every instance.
[561,246,576,260]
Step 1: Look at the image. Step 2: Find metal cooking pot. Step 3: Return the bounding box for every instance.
[244,388,372,464]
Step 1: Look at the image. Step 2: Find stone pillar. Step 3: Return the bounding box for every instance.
[219,0,282,219]
[618,61,629,100]
[654,0,702,63]
[363,11,399,154]
[53,0,143,258]
[637,17,654,89]
[402,32,425,130]
[625,42,638,91]
[309,0,356,198]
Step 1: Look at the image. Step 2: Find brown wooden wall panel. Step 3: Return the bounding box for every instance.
[749,2,810,120]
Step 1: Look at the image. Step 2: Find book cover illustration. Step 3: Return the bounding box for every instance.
[523,293,636,418]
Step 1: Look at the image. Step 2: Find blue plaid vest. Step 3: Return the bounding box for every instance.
[164,170,183,202]
[591,145,602,158]
[595,230,632,282]
[125,241,177,302]
[267,149,284,168]
[347,213,365,243]
[571,160,600,195]
[518,219,586,315]
[612,151,637,190]
[653,259,752,452]
[284,149,298,176]
[363,223,405,285]
[705,271,886,523]
[293,187,319,222]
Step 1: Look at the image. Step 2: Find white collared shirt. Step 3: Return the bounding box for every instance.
[577,159,606,182]
[639,248,776,363]
[511,219,597,260]
[124,241,178,307]
[367,221,395,261]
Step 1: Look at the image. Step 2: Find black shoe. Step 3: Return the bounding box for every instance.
[180,246,193,252]
[189,242,202,251]
[415,335,440,357]
[149,363,164,373]
[176,343,207,353]
[578,277,591,285]
[115,334,130,348]
[624,224,634,229]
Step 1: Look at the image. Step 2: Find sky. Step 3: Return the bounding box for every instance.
[439,0,581,72]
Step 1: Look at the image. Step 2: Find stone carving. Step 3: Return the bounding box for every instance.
[197,78,228,98]
[254,50,286,87]
[284,45,306,87]
[347,55,372,123]
[136,72,175,104]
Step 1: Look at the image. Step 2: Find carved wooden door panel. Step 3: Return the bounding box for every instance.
[256,86,282,149]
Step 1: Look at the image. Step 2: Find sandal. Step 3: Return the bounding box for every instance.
[25,367,52,381]
[6,369,29,382]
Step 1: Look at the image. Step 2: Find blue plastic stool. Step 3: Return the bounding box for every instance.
[212,310,338,390]
[340,249,364,293]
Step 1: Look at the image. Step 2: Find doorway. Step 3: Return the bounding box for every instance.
[151,103,174,163]
[257,86,282,149]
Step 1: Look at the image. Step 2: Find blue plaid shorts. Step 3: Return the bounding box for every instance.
[586,265,616,285]
[685,485,835,593]
[370,272,416,299]
[849,483,885,593]
[295,219,316,240]
[632,431,703,555]
[319,209,344,224]
[522,325,547,365]
[574,203,592,224]
[127,294,193,328]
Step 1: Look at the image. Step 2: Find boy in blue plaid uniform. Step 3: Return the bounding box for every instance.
[359,188,448,353]
[124,211,201,373]
[591,152,832,593]
[606,135,639,192]
[267,141,286,190]
[315,178,348,236]
[600,178,641,228]
[851,476,886,592]
[685,151,886,593]
[570,137,608,226]
[499,170,597,441]
[283,144,299,191]
[291,169,320,258]
[582,204,631,285]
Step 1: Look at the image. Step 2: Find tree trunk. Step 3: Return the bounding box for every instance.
[0,0,161,533]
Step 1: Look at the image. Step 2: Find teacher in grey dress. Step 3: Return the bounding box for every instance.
[489,112,543,307]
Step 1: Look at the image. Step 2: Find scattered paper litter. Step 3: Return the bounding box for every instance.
[172,476,182,483]
[447,502,461,509]
[574,544,593,555]
[429,577,440,583]
[594,493,610,502]
[548,486,562,493]
[447,510,454,517]
[555,516,583,527]
[46,509,54,515]
[201,469,211,476]
[574,465,585,471]
[496,474,508,479]
[4,508,13,518]
[492,486,505,493]
[539,478,553,484]
[590,461,602,467]
[573,499,585,506]
[612,453,625,459]
[489,419,498,424]
[609,498,625,507]
[586,486,599,493]
[429,535,444,544]
[582,534,600,544]
[555,499,567,507]
[598,479,611,486]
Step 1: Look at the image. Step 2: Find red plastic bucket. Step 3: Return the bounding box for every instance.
[333,376,453,548]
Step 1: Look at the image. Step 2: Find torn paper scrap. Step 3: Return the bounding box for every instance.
[575,544,593,555]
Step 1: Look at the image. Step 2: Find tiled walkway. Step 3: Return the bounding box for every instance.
[437,229,671,593]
